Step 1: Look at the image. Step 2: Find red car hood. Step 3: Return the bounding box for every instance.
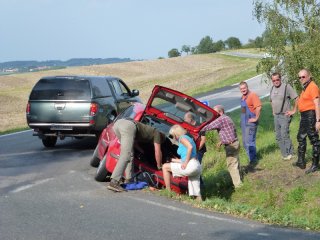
[144,85,219,133]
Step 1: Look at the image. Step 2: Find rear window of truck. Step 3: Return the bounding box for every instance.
[30,78,91,100]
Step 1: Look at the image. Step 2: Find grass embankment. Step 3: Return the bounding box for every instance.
[0,53,258,134]
[165,101,320,231]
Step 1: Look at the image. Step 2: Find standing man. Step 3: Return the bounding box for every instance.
[201,105,242,188]
[293,69,320,174]
[270,72,299,160]
[107,119,165,192]
[239,81,262,170]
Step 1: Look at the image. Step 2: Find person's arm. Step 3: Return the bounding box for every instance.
[248,105,262,122]
[314,98,320,131]
[248,94,262,122]
[154,142,162,169]
[198,135,206,151]
[286,97,299,116]
[180,137,193,170]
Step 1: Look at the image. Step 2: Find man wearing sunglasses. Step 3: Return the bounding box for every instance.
[270,72,298,161]
[294,69,320,174]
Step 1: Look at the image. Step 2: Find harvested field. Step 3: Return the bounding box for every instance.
[0,53,258,132]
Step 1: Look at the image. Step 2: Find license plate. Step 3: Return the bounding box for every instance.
[50,125,73,130]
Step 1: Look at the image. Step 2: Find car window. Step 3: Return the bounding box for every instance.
[111,79,129,96]
[30,78,91,100]
[91,78,112,98]
[150,89,214,126]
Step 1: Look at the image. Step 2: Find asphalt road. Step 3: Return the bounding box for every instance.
[1,78,320,240]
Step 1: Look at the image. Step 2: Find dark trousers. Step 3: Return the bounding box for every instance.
[297,110,320,164]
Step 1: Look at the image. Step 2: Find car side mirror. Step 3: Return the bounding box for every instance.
[131,89,139,97]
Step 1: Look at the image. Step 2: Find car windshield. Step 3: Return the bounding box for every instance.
[150,89,214,127]
[30,78,91,100]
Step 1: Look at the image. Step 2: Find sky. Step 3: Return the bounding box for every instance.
[0,0,265,62]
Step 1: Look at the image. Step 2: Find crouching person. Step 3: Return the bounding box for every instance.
[107,119,165,192]
[162,125,202,201]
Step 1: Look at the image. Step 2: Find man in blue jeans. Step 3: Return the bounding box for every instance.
[239,81,262,171]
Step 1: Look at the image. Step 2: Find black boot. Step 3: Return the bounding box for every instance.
[306,139,320,174]
[305,158,319,174]
[293,141,306,169]
[292,153,306,169]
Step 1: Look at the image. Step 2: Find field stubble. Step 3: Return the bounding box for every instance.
[0,54,257,132]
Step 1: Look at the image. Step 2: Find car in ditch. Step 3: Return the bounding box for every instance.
[90,85,219,194]
[26,75,141,147]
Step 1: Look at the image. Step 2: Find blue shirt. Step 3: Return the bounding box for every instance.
[177,135,197,162]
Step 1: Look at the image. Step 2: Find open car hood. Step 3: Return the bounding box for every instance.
[144,85,219,132]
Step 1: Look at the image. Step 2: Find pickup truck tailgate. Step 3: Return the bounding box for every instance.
[28,101,92,123]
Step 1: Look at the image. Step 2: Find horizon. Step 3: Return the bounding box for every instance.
[0,0,264,62]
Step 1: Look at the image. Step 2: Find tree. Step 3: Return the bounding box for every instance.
[181,45,191,55]
[197,36,215,54]
[224,37,242,49]
[212,40,225,52]
[254,0,320,90]
[168,48,181,58]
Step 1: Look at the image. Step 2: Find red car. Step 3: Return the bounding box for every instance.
[90,85,218,194]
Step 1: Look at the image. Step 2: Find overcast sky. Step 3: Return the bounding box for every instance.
[0,0,265,62]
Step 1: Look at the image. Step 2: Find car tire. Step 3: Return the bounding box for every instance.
[90,146,101,167]
[42,136,57,148]
[95,155,109,182]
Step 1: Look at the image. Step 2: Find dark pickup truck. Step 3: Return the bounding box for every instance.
[26,75,141,147]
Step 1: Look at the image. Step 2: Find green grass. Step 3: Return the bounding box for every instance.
[0,127,30,135]
[188,100,320,231]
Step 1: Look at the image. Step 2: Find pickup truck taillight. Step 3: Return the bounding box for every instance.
[26,102,30,114]
[90,103,98,116]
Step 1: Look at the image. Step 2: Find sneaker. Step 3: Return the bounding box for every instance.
[283,154,293,160]
[107,180,127,192]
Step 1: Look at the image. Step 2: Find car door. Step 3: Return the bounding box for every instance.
[110,78,139,113]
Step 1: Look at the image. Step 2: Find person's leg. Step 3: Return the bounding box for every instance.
[242,125,250,161]
[274,115,287,157]
[294,116,307,169]
[197,152,204,187]
[225,141,242,188]
[280,115,294,157]
[247,124,258,163]
[162,163,172,191]
[306,113,320,173]
[110,120,136,182]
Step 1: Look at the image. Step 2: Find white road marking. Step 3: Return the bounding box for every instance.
[0,148,90,158]
[10,178,54,193]
[128,195,260,228]
[0,129,32,138]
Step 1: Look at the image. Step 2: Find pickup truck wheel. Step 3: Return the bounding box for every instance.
[95,156,109,182]
[90,146,101,167]
[42,136,57,148]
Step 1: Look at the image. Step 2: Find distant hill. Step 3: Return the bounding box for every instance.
[0,58,134,73]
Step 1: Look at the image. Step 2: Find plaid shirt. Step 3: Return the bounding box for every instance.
[202,114,238,144]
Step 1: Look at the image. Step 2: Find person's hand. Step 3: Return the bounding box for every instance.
[181,162,187,170]
[316,122,320,131]
[157,164,162,170]
[285,110,295,116]
[248,118,257,123]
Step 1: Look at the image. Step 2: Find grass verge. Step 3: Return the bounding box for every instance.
[166,100,320,231]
